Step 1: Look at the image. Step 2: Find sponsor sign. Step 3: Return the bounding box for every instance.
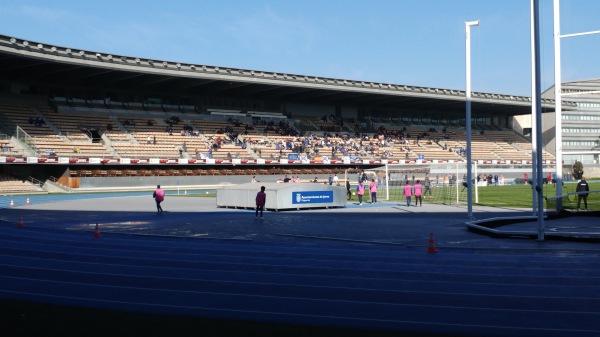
[287,153,299,160]
[292,191,334,204]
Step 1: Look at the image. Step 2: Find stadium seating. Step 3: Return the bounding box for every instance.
[0,98,555,166]
[0,174,44,193]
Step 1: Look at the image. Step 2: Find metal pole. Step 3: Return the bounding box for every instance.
[531,0,538,218]
[465,20,479,219]
[455,161,459,205]
[385,164,389,201]
[553,0,563,211]
[474,161,478,203]
[532,0,545,240]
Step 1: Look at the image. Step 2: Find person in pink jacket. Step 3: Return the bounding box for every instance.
[255,186,266,218]
[369,178,378,204]
[357,181,365,205]
[153,185,165,214]
[403,180,412,207]
[414,180,423,207]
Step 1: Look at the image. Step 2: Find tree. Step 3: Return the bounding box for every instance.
[572,160,584,180]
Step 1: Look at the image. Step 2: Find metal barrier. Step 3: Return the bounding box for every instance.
[546,189,599,211]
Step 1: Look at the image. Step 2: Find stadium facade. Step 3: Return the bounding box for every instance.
[1,33,598,189]
[0,34,557,120]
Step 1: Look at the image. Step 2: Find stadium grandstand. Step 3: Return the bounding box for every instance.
[0,33,581,192]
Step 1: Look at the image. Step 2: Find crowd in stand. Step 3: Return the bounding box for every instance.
[14,101,543,163]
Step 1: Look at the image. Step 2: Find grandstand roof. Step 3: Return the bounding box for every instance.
[0,34,572,118]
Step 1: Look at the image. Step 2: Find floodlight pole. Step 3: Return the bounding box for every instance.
[553,0,563,212]
[531,0,539,218]
[531,0,545,240]
[465,20,479,220]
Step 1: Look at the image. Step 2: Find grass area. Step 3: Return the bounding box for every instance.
[475,184,539,207]
[382,181,600,210]
[475,182,599,209]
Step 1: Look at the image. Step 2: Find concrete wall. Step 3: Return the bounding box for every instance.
[75,174,340,191]
[217,182,347,211]
[286,103,335,117]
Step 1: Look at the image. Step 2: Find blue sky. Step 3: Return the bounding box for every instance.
[1,0,599,97]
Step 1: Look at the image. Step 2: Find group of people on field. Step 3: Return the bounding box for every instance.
[354,178,378,206]
[402,179,433,207]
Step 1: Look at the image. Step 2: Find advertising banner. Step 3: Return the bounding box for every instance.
[292,191,334,204]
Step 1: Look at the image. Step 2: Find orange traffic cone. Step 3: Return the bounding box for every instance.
[26,198,30,205]
[18,216,24,229]
[93,222,101,238]
[427,232,438,253]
